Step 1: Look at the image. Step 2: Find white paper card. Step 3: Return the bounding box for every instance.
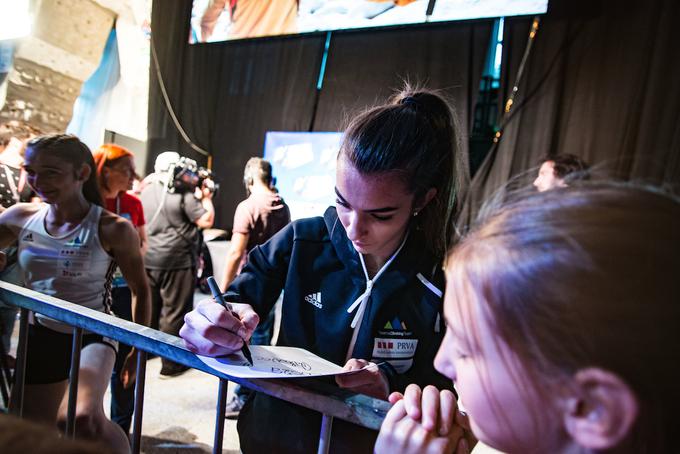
[197,345,352,379]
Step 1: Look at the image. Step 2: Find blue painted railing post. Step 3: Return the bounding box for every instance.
[9,308,29,417]
[65,326,83,438]
[131,350,148,454]
[213,378,228,454]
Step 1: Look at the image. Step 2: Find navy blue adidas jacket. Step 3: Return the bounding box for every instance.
[225,207,451,453]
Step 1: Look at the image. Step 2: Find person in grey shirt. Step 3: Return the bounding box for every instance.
[140,152,214,377]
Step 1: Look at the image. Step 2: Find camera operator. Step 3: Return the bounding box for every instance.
[140,152,215,377]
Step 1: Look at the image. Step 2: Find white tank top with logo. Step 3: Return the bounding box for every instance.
[18,204,116,333]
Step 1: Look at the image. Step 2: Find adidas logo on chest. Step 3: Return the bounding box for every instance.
[304,292,322,309]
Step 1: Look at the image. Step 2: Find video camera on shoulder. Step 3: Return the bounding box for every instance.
[170,157,219,195]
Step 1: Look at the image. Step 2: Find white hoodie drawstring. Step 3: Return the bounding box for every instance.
[344,233,409,362]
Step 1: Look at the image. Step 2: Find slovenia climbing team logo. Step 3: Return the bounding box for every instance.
[383,317,407,331]
[378,316,413,338]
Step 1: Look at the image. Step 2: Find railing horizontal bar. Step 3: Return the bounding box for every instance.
[0,281,389,430]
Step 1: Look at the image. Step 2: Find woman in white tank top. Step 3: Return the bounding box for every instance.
[0,134,150,454]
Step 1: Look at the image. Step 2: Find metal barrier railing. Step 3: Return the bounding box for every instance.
[0,281,390,454]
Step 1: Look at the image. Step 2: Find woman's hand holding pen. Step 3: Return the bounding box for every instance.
[180,298,259,357]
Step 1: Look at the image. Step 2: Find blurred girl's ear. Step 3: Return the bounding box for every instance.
[563,368,638,450]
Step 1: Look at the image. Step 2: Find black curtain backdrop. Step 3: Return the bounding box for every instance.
[312,20,493,173]
[148,0,492,229]
[460,0,680,225]
[149,1,324,228]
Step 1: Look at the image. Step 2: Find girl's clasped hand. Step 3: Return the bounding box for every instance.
[376,384,474,454]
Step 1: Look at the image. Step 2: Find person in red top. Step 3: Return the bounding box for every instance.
[93,143,148,438]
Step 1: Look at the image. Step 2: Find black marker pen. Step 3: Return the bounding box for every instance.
[206,276,254,366]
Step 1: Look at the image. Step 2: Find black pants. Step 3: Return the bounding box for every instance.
[238,392,378,453]
[146,267,195,367]
[25,323,117,384]
[110,286,134,435]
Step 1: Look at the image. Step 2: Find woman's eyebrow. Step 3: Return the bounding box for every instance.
[334,187,348,204]
[365,206,398,213]
[334,187,399,213]
[23,164,61,171]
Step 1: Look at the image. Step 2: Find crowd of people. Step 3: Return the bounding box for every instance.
[0,85,676,454]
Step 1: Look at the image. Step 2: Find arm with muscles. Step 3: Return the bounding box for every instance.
[181,224,294,356]
[222,200,253,289]
[221,231,249,290]
[194,188,215,229]
[101,214,152,388]
[136,224,148,257]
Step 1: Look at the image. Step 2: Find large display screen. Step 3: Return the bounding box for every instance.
[263,131,342,221]
[190,0,549,44]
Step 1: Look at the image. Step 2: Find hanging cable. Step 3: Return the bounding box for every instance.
[149,33,209,157]
[308,31,332,132]
[493,16,540,143]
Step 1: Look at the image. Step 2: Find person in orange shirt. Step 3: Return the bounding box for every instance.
[93,144,149,438]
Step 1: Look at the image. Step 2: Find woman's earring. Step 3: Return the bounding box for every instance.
[413,211,419,217]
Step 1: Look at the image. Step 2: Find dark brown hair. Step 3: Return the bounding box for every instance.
[340,87,465,258]
[243,157,273,194]
[448,183,680,452]
[26,134,103,206]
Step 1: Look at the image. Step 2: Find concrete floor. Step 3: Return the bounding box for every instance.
[104,287,242,454]
[105,356,241,454]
